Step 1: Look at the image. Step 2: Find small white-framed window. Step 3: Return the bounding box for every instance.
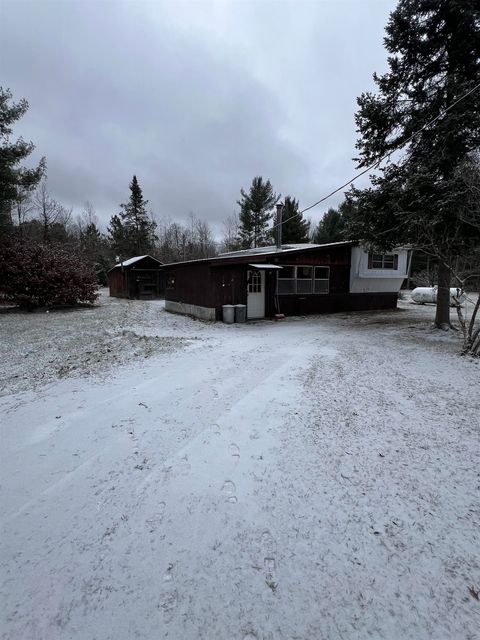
[247,270,262,293]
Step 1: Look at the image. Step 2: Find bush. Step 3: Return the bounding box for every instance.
[0,238,98,308]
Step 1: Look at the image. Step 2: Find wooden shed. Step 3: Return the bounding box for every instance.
[108,255,165,299]
[163,242,411,320]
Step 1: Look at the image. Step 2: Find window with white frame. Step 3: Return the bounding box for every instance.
[296,266,313,293]
[278,265,329,294]
[247,270,262,293]
[368,253,398,269]
[314,266,330,293]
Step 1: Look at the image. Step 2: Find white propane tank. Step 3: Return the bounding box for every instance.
[411,286,466,306]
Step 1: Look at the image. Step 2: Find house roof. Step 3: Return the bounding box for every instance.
[162,241,356,269]
[109,255,163,271]
[217,243,325,258]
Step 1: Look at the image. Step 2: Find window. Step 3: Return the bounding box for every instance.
[314,266,330,293]
[166,274,176,290]
[296,266,312,293]
[278,265,329,295]
[368,253,398,269]
[277,265,295,293]
[247,270,262,293]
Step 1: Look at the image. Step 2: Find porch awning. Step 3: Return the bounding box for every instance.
[248,263,283,270]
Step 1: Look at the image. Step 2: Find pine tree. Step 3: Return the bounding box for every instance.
[237,176,279,248]
[281,196,310,244]
[312,206,346,244]
[347,0,480,329]
[0,87,45,237]
[108,175,157,257]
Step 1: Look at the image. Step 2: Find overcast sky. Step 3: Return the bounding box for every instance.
[1,0,396,235]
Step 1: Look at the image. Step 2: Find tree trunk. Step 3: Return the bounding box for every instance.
[434,260,451,329]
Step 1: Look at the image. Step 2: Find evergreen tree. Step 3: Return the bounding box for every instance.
[237,176,279,248]
[0,87,45,237]
[347,0,480,329]
[108,176,157,257]
[312,206,346,244]
[281,196,310,244]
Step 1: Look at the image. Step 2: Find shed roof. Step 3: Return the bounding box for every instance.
[110,255,163,270]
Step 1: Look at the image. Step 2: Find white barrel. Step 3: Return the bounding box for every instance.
[411,287,466,305]
[411,287,437,304]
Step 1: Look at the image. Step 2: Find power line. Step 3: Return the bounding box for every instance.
[273,79,480,232]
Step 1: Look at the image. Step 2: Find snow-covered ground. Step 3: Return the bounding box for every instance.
[1,290,479,640]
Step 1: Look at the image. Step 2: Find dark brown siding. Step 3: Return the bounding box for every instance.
[108,270,127,297]
[211,266,248,318]
[165,264,216,307]
[277,292,398,316]
[165,263,249,318]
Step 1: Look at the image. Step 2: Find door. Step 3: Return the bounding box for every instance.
[247,269,265,319]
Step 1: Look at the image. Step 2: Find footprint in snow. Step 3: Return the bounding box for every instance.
[159,563,178,622]
[260,530,278,590]
[159,589,178,622]
[221,480,237,504]
[163,563,174,582]
[229,443,240,462]
[145,501,166,532]
[179,455,191,475]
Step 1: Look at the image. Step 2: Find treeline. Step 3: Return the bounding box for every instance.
[1,85,350,286]
[9,172,350,279]
[0,84,350,307]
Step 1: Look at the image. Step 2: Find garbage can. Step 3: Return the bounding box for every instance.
[234,304,247,323]
[222,304,235,324]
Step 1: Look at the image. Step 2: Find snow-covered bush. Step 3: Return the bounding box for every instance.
[0,238,98,309]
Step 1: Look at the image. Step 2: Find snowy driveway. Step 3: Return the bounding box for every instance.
[1,295,479,639]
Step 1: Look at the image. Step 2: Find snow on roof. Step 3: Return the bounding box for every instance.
[217,243,318,258]
[217,241,353,258]
[161,241,355,268]
[112,255,161,268]
[161,240,357,267]
[248,263,283,270]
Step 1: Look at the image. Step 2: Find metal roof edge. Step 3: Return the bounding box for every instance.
[162,241,357,269]
[108,254,163,272]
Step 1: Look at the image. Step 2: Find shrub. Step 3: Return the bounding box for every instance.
[0,238,98,308]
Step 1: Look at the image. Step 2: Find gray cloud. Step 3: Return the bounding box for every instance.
[0,0,396,234]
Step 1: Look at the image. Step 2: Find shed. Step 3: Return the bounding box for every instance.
[108,255,165,299]
[163,242,411,320]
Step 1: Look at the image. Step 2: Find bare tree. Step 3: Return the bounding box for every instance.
[155,214,217,263]
[459,153,480,232]
[74,201,99,238]
[34,180,67,241]
[14,186,35,228]
[219,212,241,253]
[448,157,480,356]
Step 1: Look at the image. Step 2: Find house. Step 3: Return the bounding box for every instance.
[108,255,165,299]
[164,243,410,320]
[163,242,411,321]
